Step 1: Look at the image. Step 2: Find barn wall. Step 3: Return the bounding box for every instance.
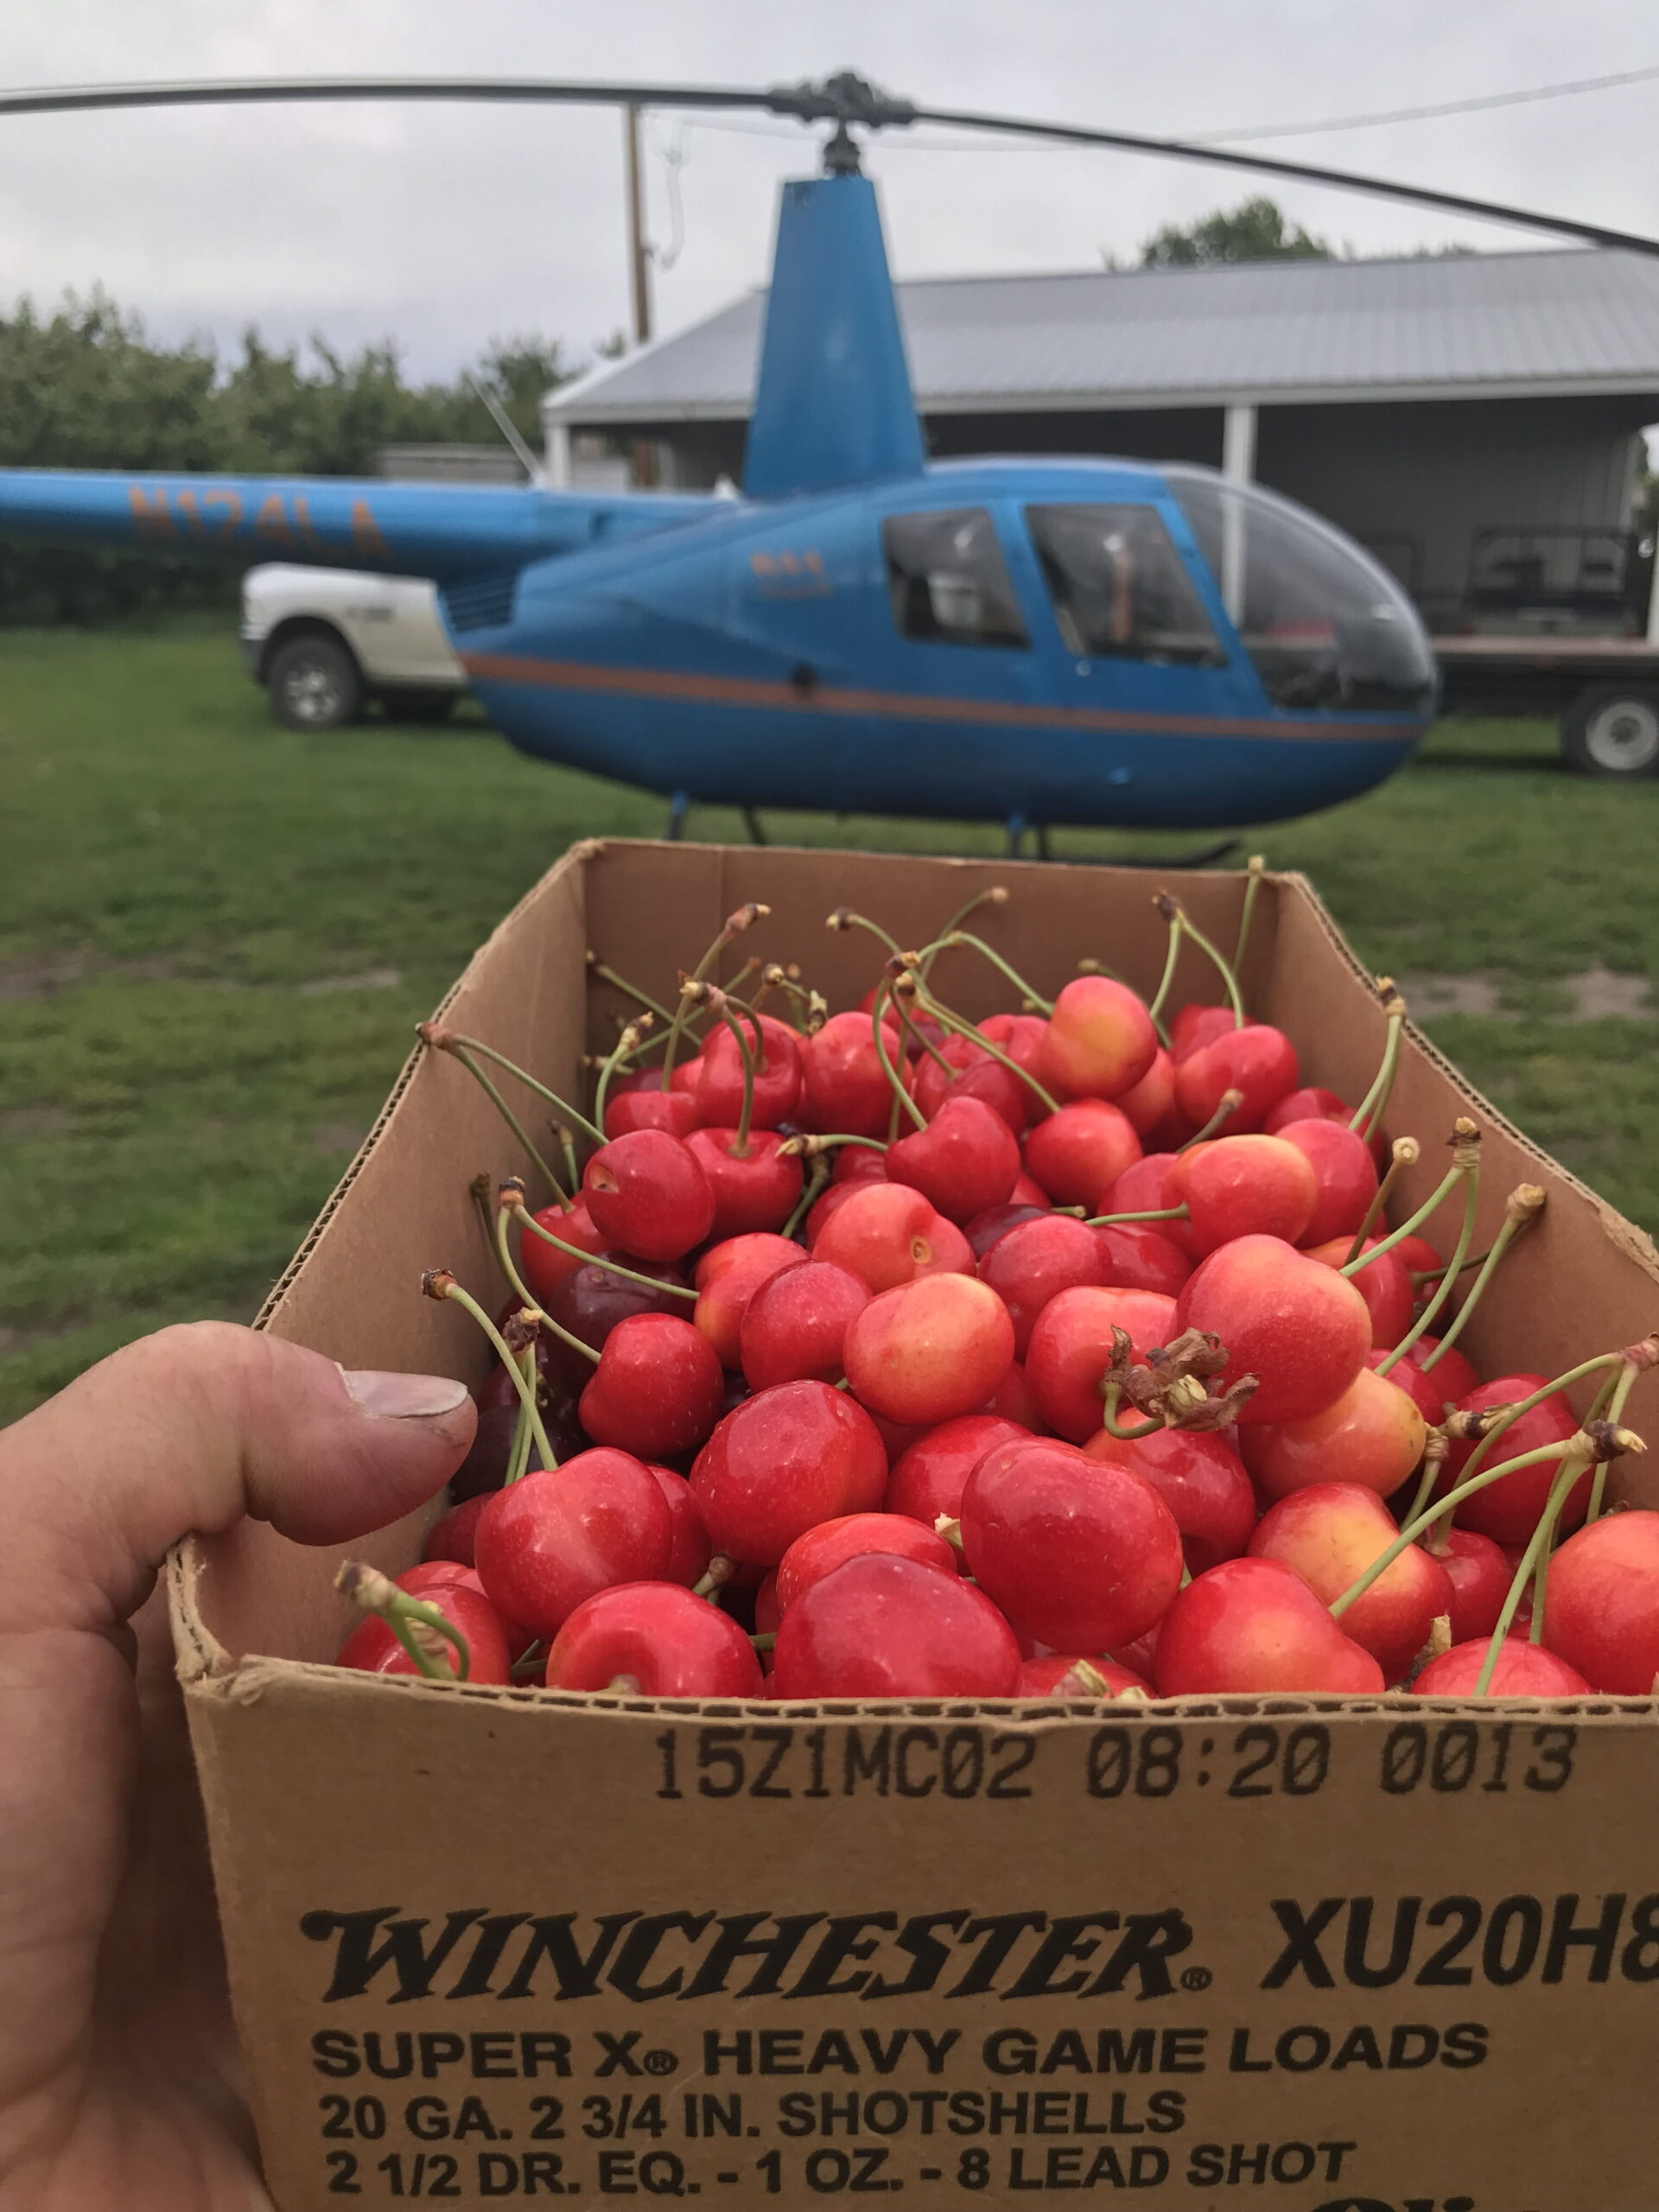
[1254,395,1652,626]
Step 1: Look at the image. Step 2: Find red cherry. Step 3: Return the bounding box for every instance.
[649,1464,713,1586]
[1168,1003,1236,1062]
[578,1313,725,1459]
[1439,1376,1583,1544]
[910,1033,1036,1135]
[694,1013,803,1129]
[1009,1170,1052,1208]
[1411,1639,1589,1698]
[884,1413,1033,1537]
[1084,1425,1256,1574]
[1541,1510,1659,1693]
[336,1580,514,1684]
[544,1583,764,1698]
[1094,1223,1190,1296]
[1170,1134,1317,1255]
[684,1127,803,1238]
[669,1054,703,1096]
[690,1379,888,1564]
[842,1273,1015,1427]
[739,1259,870,1389]
[1265,1085,1351,1135]
[1305,1235,1413,1353]
[770,1554,1021,1698]
[1115,1047,1177,1138]
[979,1011,1050,1073]
[545,1258,691,1387]
[1023,1099,1142,1211]
[1436,1527,1510,1643]
[1175,1234,1371,1427]
[422,1492,490,1567]
[1275,1119,1378,1248]
[692,1233,805,1368]
[1175,1024,1299,1135]
[775,1512,958,1613]
[833,1145,891,1187]
[474,1451,673,1640]
[753,1569,781,1638]
[963,1202,1051,1260]
[582,1130,715,1262]
[811,1182,968,1293]
[517,1198,610,1302]
[1154,1557,1386,1694]
[603,1087,701,1140]
[1408,1334,1481,1406]
[1104,1154,1195,1256]
[1015,1656,1154,1697]
[1025,1285,1178,1443]
[1036,976,1158,1101]
[962,1438,1183,1650]
[887,1094,1021,1224]
[1242,1367,1427,1501]
[1249,1482,1452,1683]
[798,1012,905,1138]
[988,1359,1046,1431]
[978,1214,1110,1357]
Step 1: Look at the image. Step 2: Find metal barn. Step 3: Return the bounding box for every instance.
[544,247,1659,639]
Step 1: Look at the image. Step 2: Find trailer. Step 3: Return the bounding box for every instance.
[1433,635,1659,778]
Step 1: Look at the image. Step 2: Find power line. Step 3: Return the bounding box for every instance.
[1198,60,1659,143]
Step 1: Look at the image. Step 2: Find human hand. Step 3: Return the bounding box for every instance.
[0,1323,475,2211]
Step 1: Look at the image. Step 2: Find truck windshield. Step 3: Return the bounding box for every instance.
[1165,467,1436,714]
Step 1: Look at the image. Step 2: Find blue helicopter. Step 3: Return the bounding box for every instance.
[2,69,1654,847]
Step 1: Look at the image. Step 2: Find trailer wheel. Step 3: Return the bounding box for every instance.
[1560,683,1659,779]
[266,631,364,731]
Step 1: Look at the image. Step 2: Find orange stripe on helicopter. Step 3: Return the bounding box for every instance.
[457,651,1419,746]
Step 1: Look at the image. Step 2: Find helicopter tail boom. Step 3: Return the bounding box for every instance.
[0,469,716,579]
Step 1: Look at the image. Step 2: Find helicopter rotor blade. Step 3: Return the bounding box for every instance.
[906,101,1659,260]
[0,75,778,119]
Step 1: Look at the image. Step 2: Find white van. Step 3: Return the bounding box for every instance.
[240,564,467,729]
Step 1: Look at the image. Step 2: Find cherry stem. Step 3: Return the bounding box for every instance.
[423,1269,566,1466]
[1145,915,1182,1039]
[828,907,903,961]
[1411,1248,1491,1286]
[1098,1383,1166,1440]
[505,1343,537,1484]
[870,978,927,1134]
[587,955,678,1029]
[783,1132,888,1156]
[1415,1353,1624,1541]
[336,1560,472,1682]
[695,987,760,1155]
[1084,1204,1190,1228]
[468,1170,502,1268]
[1157,895,1245,1027]
[1349,989,1407,1136]
[1232,855,1267,980]
[933,1515,965,1553]
[750,1631,778,1653]
[423,1027,604,1147]
[1341,1126,1478,1275]
[1376,1165,1482,1377]
[1586,1362,1642,1522]
[1331,1437,1594,1618]
[1178,1087,1245,1151]
[922,929,1053,1015]
[1477,1452,1590,1689]
[1342,1138,1420,1266]
[594,1018,652,1128]
[906,976,1063,1116]
[782,1159,830,1241]
[509,1191,697,1301]
[881,969,956,1077]
[433,1041,567,1204]
[661,902,769,1083]
[1419,1185,1545,1373]
[692,1554,738,1602]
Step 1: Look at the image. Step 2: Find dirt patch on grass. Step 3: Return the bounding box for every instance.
[0,955,403,1001]
[1395,965,1655,1022]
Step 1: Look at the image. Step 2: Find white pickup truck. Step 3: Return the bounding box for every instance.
[240,564,467,728]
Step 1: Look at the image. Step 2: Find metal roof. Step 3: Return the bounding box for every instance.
[547,247,1659,423]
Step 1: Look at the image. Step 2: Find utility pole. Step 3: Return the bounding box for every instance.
[623,103,658,487]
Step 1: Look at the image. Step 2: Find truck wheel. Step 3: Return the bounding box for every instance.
[380,689,456,725]
[1560,684,1659,779]
[266,632,363,731]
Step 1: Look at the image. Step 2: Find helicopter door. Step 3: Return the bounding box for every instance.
[1021,504,1233,690]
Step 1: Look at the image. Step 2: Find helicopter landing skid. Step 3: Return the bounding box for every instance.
[1005,818,1241,870]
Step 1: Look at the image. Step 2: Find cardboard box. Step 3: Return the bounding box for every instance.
[170,842,1659,2212]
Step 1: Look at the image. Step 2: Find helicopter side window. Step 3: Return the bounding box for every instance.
[884,509,1030,649]
[1025,505,1225,668]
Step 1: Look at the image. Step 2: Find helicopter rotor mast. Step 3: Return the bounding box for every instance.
[1,67,1656,256]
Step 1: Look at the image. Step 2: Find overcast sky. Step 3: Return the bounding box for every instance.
[1,0,1656,391]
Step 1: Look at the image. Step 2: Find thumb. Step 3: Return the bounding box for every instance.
[2,1321,477,1636]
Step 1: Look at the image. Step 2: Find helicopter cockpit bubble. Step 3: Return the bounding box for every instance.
[1164,467,1438,715]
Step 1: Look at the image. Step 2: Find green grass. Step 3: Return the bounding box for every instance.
[2,621,1655,1419]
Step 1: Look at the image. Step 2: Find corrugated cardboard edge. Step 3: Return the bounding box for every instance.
[167,841,1659,1709]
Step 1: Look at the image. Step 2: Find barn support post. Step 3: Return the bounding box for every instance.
[1648,531,1659,646]
[545,421,573,490]
[1221,402,1257,624]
